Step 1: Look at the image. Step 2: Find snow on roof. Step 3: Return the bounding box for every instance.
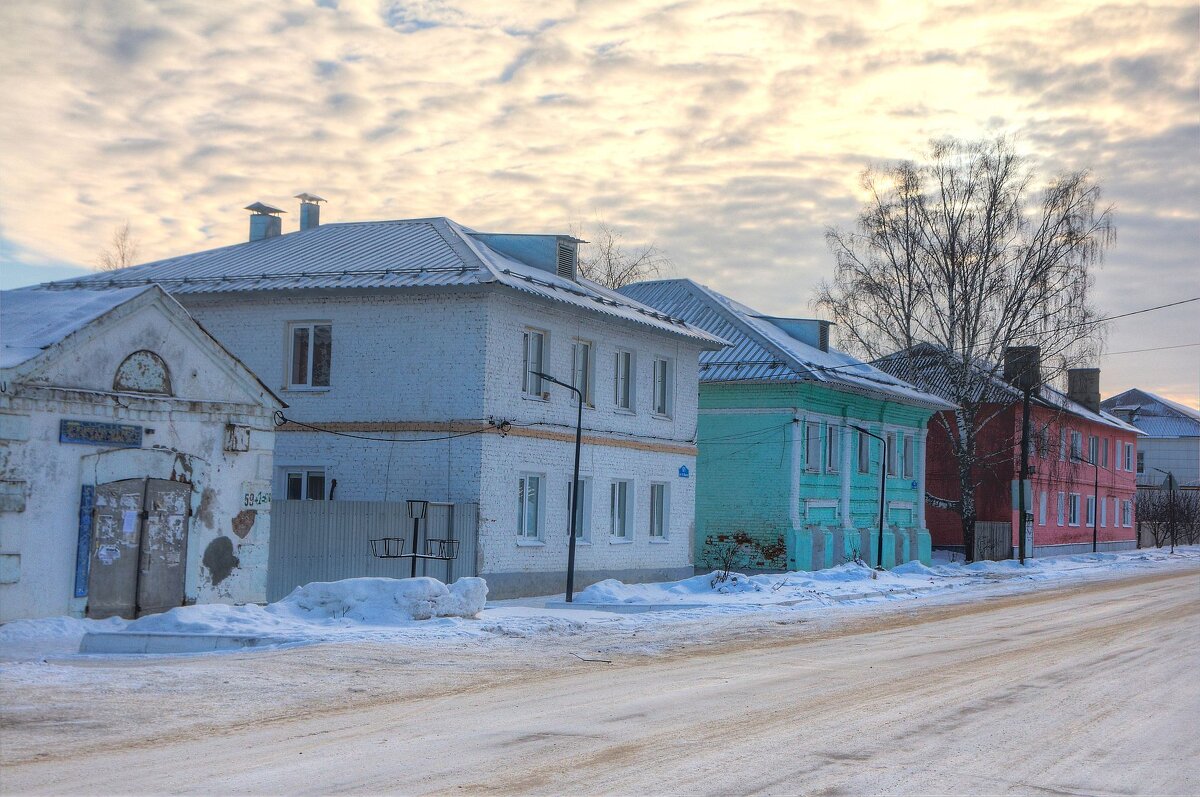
[0,285,155,369]
[44,218,725,347]
[619,279,955,410]
[1100,388,1200,438]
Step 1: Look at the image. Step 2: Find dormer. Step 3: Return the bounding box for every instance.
[469,233,583,281]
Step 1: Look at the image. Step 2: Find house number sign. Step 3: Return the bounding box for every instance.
[59,419,142,448]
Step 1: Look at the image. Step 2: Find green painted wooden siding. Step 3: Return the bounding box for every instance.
[695,381,936,570]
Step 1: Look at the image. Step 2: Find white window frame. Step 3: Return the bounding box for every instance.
[567,476,592,542]
[517,473,544,541]
[805,421,821,473]
[652,356,673,418]
[283,467,327,500]
[903,433,915,479]
[1113,496,1120,526]
[886,432,899,477]
[287,322,332,389]
[522,329,548,399]
[1070,431,1083,461]
[610,479,633,540]
[649,482,668,541]
[614,349,635,412]
[1059,429,1067,461]
[1101,438,1109,468]
[1086,495,1096,527]
[857,430,871,474]
[1068,493,1081,527]
[1057,492,1066,526]
[826,426,840,474]
[1100,496,1107,528]
[1088,435,1098,465]
[1038,491,1047,526]
[1123,499,1133,527]
[1136,451,1145,474]
[1124,442,1134,472]
[571,339,594,407]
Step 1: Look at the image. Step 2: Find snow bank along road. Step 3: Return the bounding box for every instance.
[3,567,1198,795]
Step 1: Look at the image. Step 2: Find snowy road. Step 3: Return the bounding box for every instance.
[3,567,1198,795]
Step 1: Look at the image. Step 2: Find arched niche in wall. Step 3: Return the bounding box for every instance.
[113,350,173,395]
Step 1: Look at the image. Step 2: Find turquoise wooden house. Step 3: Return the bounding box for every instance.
[620,279,954,571]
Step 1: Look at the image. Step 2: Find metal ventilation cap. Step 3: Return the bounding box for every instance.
[245,202,286,215]
[294,193,326,204]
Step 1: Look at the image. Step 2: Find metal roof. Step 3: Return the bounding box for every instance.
[877,344,1142,434]
[619,279,954,410]
[42,218,725,347]
[1100,388,1200,438]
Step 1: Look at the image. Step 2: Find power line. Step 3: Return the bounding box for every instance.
[273,411,506,442]
[1100,342,1200,357]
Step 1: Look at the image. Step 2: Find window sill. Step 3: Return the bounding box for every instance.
[614,408,636,416]
[608,537,633,545]
[516,538,545,547]
[651,413,673,421]
[648,537,670,544]
[283,386,332,393]
[521,393,550,403]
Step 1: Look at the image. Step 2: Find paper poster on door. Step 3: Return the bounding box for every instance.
[121,510,139,537]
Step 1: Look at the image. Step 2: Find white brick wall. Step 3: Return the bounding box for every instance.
[182,285,706,584]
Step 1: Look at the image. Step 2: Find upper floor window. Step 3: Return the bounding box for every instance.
[571,340,594,407]
[1124,442,1134,472]
[857,430,871,474]
[903,434,915,478]
[1101,438,1109,468]
[826,426,840,473]
[1136,451,1145,474]
[522,329,547,398]
[285,468,326,500]
[886,432,900,477]
[1070,430,1083,461]
[652,357,673,417]
[805,422,821,472]
[614,350,634,411]
[1088,435,1099,465]
[289,323,332,388]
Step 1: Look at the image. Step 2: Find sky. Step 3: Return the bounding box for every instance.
[1,0,1197,406]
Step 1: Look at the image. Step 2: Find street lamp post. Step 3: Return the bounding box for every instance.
[851,425,887,571]
[1071,454,1100,554]
[532,371,584,602]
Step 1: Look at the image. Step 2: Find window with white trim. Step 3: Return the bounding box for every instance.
[649,482,668,539]
[826,426,840,473]
[652,356,673,417]
[1070,431,1083,461]
[571,340,594,407]
[1038,491,1047,526]
[1124,442,1134,471]
[1101,438,1109,468]
[1057,492,1066,526]
[1136,451,1144,474]
[614,350,634,411]
[284,468,327,500]
[1059,429,1067,461]
[522,329,547,398]
[805,422,821,472]
[288,322,332,388]
[1123,499,1132,527]
[903,434,915,479]
[1086,495,1096,527]
[886,432,899,477]
[857,430,871,474]
[517,474,543,539]
[1100,496,1107,528]
[567,477,591,541]
[1068,493,1080,526]
[1113,496,1120,525]
[1088,435,1098,465]
[610,480,632,539]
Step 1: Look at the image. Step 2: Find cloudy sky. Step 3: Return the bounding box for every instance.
[1,0,1197,405]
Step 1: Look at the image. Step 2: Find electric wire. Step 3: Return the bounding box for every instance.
[273,410,508,442]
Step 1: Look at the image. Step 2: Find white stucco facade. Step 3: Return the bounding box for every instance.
[181,286,708,597]
[0,287,281,622]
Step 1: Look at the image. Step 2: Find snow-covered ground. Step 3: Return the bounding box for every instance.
[2,547,1196,664]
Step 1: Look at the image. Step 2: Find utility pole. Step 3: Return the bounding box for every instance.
[1018,386,1032,565]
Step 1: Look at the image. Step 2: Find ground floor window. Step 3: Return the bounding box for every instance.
[1057,492,1065,526]
[518,474,543,539]
[1068,493,1080,526]
[1100,496,1107,528]
[1086,496,1095,527]
[610,480,632,539]
[649,483,667,539]
[285,468,327,500]
[567,477,591,541]
[1038,491,1047,526]
[1123,499,1133,527]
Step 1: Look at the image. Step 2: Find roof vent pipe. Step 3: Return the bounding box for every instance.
[246,202,285,242]
[296,193,326,232]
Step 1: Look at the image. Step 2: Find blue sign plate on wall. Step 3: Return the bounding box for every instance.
[59,419,142,448]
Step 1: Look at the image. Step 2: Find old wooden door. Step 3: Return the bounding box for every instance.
[87,478,146,619]
[136,479,191,616]
[87,478,191,619]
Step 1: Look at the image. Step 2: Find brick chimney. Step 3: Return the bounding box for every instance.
[1003,346,1041,392]
[1067,368,1101,414]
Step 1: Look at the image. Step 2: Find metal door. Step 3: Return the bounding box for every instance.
[87,478,146,619]
[87,478,191,619]
[136,479,191,616]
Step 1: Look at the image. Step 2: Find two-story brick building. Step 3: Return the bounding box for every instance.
[49,202,724,597]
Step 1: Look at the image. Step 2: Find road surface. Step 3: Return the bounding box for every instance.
[3,569,1198,795]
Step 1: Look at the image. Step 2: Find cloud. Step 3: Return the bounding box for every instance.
[0,0,1195,402]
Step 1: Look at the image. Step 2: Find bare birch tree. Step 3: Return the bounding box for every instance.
[815,137,1115,560]
[572,219,668,290]
[97,222,140,271]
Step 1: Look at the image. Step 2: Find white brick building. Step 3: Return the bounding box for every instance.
[55,207,723,597]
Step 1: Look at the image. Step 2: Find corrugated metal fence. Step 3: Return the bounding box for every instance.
[974,521,1013,561]
[266,500,479,602]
